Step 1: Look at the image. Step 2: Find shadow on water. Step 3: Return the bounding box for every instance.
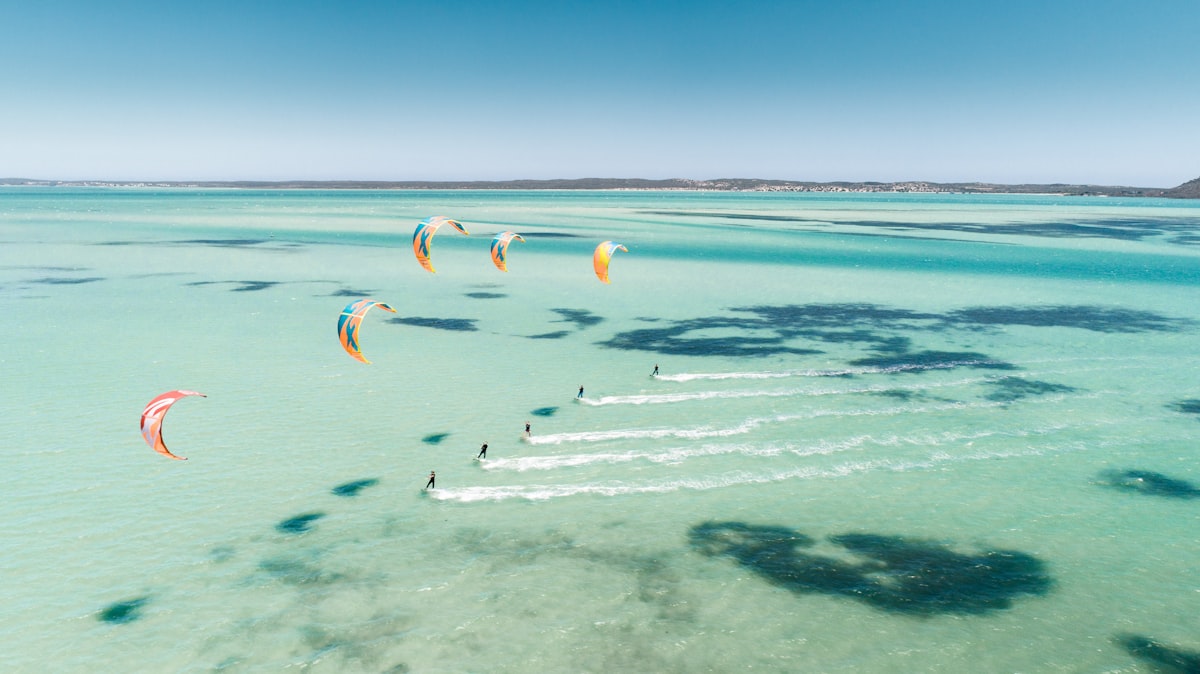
[1117,634,1200,673]
[331,478,379,497]
[276,513,326,534]
[530,407,558,417]
[464,292,507,299]
[99,597,148,624]
[640,210,1200,245]
[947,305,1192,333]
[388,316,478,332]
[27,276,105,285]
[525,330,572,340]
[517,232,585,239]
[186,280,280,292]
[983,376,1077,402]
[870,389,919,401]
[1170,399,1200,418]
[599,302,1187,361]
[1097,470,1200,499]
[422,433,450,445]
[551,308,604,329]
[601,303,949,358]
[849,350,1015,372]
[99,238,305,250]
[330,288,377,297]
[258,553,342,586]
[689,522,1050,615]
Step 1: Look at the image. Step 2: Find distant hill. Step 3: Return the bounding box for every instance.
[1163,176,1200,198]
[2,176,1197,197]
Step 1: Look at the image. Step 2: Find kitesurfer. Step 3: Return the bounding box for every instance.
[652,364,659,376]
[577,385,584,399]
[477,442,488,459]
[425,471,436,489]
[525,421,531,437]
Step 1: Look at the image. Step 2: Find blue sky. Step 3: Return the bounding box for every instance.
[1,1,1197,185]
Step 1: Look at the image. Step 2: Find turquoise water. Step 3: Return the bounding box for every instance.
[3,188,1200,672]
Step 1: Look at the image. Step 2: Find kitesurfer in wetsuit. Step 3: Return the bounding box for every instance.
[425,471,435,489]
[525,422,531,436]
[577,385,584,398]
[652,364,659,376]
[477,442,488,459]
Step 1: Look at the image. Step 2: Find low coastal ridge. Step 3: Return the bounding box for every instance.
[3,176,1198,198]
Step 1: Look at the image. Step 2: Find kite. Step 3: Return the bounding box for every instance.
[412,216,469,273]
[490,231,525,272]
[338,299,397,363]
[593,241,628,284]
[140,390,206,460]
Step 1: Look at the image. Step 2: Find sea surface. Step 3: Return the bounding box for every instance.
[2,187,1200,673]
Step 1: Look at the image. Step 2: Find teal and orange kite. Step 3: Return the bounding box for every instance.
[490,231,525,272]
[412,216,469,273]
[338,299,396,363]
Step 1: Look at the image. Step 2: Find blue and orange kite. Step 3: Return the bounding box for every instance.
[490,231,525,272]
[412,216,469,273]
[338,299,396,363]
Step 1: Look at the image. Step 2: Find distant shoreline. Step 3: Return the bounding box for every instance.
[2,176,1197,198]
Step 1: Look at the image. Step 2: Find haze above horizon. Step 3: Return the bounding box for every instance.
[2,1,1197,186]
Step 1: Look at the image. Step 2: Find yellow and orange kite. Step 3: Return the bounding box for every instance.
[593,241,628,284]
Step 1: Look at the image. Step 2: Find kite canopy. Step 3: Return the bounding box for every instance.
[140,390,206,460]
[593,241,628,284]
[490,231,525,272]
[412,216,469,273]
[338,299,397,363]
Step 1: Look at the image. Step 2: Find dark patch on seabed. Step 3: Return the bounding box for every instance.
[186,280,280,292]
[947,305,1192,333]
[99,597,148,624]
[276,512,325,534]
[258,552,342,585]
[464,292,507,299]
[870,389,919,401]
[178,238,284,248]
[639,210,1200,245]
[422,433,450,444]
[599,302,1188,360]
[209,545,236,563]
[388,316,478,331]
[551,308,604,329]
[1097,470,1200,499]
[982,377,1076,402]
[99,238,303,249]
[530,406,558,417]
[330,287,376,297]
[1,265,90,271]
[1170,399,1200,418]
[331,478,379,497]
[689,522,1051,615]
[27,276,104,284]
[849,350,1015,372]
[517,231,584,238]
[525,330,571,340]
[1117,634,1200,673]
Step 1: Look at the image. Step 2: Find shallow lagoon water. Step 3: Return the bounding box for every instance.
[2,188,1200,672]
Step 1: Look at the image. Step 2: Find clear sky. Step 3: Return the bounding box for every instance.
[2,0,1197,185]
